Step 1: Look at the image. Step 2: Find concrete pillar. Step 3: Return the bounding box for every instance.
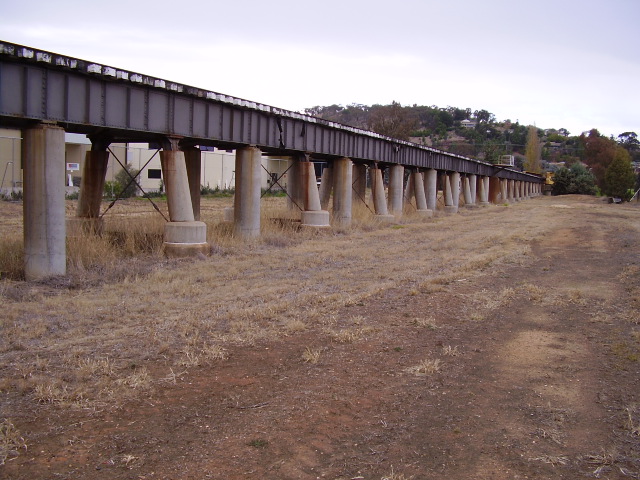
[443,173,457,214]
[75,148,109,233]
[287,158,303,210]
[413,170,432,217]
[332,157,352,227]
[318,165,333,210]
[499,178,507,203]
[424,168,438,212]
[23,124,66,280]
[300,159,330,227]
[234,146,262,238]
[470,174,477,205]
[489,177,500,204]
[451,172,460,212]
[508,179,515,203]
[388,164,404,216]
[161,146,209,256]
[479,176,490,206]
[352,163,367,205]
[463,175,474,207]
[371,166,393,221]
[404,171,414,205]
[184,147,202,221]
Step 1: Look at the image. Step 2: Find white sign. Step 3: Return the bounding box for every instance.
[66,163,80,171]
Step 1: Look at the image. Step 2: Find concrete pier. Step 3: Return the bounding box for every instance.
[352,163,367,205]
[500,178,508,203]
[318,165,333,210]
[388,164,404,216]
[508,179,516,203]
[300,159,330,227]
[479,175,490,206]
[75,148,109,233]
[451,172,460,211]
[287,158,303,210]
[234,146,262,238]
[332,157,352,227]
[371,166,394,222]
[443,173,456,214]
[184,147,202,221]
[424,169,438,212]
[469,174,477,205]
[160,146,209,256]
[412,170,432,217]
[23,124,66,280]
[463,175,476,208]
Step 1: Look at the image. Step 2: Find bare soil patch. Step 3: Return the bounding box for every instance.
[1,195,639,479]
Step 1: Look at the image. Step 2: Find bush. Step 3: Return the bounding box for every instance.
[604,147,636,200]
[114,165,140,198]
[551,163,597,196]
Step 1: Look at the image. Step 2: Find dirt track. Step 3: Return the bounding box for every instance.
[1,195,639,479]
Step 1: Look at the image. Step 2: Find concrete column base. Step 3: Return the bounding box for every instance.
[479,201,491,207]
[223,207,234,222]
[374,214,396,223]
[444,206,458,214]
[415,209,433,218]
[301,210,330,227]
[163,221,210,257]
[66,217,104,236]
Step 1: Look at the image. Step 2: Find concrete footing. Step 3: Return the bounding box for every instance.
[163,221,209,257]
[444,205,458,214]
[415,209,434,218]
[301,210,330,227]
[374,214,396,223]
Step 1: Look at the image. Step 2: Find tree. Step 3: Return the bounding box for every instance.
[524,126,542,173]
[551,163,597,196]
[115,164,140,198]
[367,101,418,141]
[604,147,636,199]
[581,129,616,188]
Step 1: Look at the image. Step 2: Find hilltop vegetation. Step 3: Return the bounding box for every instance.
[305,102,640,197]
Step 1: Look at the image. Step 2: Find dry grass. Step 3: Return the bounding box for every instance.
[405,358,442,376]
[0,419,26,465]
[302,347,322,364]
[0,195,628,415]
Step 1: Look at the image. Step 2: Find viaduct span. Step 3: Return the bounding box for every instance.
[0,41,543,280]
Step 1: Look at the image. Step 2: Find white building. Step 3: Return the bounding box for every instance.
[1,128,293,196]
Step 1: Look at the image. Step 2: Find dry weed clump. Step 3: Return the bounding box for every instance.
[381,468,413,480]
[302,347,322,364]
[0,419,26,465]
[624,405,640,436]
[405,358,442,376]
[442,345,460,356]
[412,317,438,329]
[329,326,374,344]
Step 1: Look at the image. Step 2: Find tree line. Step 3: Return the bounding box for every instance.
[305,102,639,200]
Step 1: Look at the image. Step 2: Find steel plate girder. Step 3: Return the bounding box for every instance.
[0,55,541,183]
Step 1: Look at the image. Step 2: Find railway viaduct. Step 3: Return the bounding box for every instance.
[0,42,543,280]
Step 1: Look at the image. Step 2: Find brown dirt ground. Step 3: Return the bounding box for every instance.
[1,195,640,479]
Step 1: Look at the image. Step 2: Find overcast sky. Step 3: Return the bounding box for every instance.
[2,0,638,138]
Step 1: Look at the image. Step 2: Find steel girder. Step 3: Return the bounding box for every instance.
[0,42,541,183]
